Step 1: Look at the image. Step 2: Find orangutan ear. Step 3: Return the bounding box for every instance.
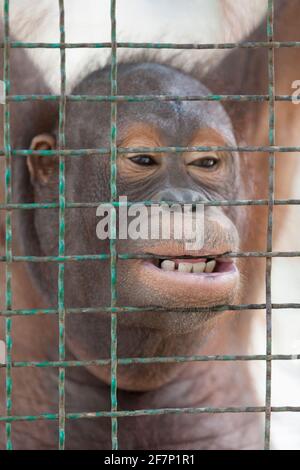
[27,133,57,185]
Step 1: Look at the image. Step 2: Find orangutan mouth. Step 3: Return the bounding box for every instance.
[156,257,236,275]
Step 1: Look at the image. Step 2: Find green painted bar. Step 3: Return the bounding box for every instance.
[2,40,300,50]
[0,303,300,319]
[1,198,300,211]
[3,0,13,451]
[0,406,300,425]
[264,0,275,451]
[57,0,67,451]
[0,354,299,370]
[3,93,300,102]
[1,250,300,264]
[2,143,300,157]
[109,0,118,451]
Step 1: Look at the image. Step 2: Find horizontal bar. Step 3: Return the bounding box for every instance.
[0,303,299,317]
[0,251,300,263]
[1,199,300,211]
[0,254,110,263]
[1,406,300,423]
[1,145,300,157]
[2,41,300,50]
[5,94,299,103]
[0,354,299,369]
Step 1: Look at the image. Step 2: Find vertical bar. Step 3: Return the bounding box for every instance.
[3,0,12,451]
[58,0,66,450]
[264,0,275,450]
[110,0,118,450]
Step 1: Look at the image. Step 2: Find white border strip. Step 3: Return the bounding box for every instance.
[0,80,5,104]
[0,340,5,364]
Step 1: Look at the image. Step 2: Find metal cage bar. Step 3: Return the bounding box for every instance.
[2,144,300,157]
[57,0,67,451]
[1,40,300,50]
[1,353,300,369]
[1,405,300,425]
[109,0,118,451]
[1,92,299,102]
[0,302,300,317]
[264,0,275,450]
[3,0,12,451]
[0,0,299,451]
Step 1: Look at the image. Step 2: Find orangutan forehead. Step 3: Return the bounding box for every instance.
[118,122,230,148]
[118,123,162,148]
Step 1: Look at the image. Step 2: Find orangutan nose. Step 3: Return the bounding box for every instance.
[153,188,202,210]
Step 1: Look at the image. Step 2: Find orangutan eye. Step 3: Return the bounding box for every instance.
[129,155,156,166]
[189,156,219,169]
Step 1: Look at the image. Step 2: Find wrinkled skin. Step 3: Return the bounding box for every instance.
[0,0,299,449]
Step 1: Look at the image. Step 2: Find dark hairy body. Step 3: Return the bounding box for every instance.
[0,0,299,449]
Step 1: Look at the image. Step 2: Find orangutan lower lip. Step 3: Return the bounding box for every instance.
[138,254,239,307]
[142,257,239,300]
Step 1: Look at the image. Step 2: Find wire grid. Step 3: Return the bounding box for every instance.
[0,0,299,450]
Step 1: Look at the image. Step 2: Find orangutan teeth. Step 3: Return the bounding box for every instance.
[205,260,217,273]
[160,259,217,273]
[161,260,176,271]
[178,263,193,273]
[192,262,206,273]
